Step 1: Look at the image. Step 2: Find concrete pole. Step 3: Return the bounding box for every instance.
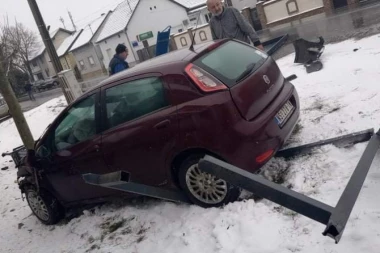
[0,63,35,150]
[27,0,71,103]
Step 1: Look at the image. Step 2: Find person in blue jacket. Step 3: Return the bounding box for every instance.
[108,44,130,76]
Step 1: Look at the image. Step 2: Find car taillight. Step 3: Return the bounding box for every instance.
[255,149,274,164]
[185,63,227,92]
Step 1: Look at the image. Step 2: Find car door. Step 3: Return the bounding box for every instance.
[39,90,115,203]
[99,75,179,187]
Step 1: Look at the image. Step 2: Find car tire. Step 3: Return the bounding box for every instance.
[25,187,64,225]
[178,154,240,208]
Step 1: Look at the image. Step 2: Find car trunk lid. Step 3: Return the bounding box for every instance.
[192,40,284,121]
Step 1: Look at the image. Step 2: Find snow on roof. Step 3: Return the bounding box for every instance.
[174,0,206,9]
[56,30,83,57]
[96,0,139,43]
[28,45,45,61]
[49,28,74,38]
[71,14,109,51]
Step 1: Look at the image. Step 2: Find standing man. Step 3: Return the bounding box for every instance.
[24,81,35,101]
[108,44,130,76]
[207,0,265,50]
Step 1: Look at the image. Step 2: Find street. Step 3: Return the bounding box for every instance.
[19,87,64,112]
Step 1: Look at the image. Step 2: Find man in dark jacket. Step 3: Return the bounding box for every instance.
[207,0,264,50]
[108,44,130,76]
[24,81,35,101]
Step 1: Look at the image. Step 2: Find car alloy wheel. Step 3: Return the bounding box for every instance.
[27,191,50,222]
[185,163,228,204]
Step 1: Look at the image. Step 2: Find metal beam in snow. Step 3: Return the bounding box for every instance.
[199,129,380,243]
[276,128,374,159]
[198,156,334,225]
[82,171,191,204]
[323,130,380,243]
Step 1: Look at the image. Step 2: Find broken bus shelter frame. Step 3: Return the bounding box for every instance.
[83,128,380,243]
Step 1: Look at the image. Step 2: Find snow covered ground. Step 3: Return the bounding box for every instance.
[1,35,380,253]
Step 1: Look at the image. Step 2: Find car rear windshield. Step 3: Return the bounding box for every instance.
[194,41,268,87]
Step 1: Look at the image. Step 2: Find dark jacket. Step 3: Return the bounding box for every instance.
[209,7,261,46]
[108,55,129,76]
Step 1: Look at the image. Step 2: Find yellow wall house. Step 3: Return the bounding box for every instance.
[56,30,84,81]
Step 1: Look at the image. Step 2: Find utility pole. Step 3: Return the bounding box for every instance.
[59,16,66,29]
[0,59,35,150]
[68,11,77,31]
[27,0,70,103]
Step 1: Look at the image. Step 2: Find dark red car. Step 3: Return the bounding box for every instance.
[18,39,299,224]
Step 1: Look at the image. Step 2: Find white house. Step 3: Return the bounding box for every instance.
[69,12,111,80]
[95,0,207,67]
[231,0,258,10]
[29,28,73,81]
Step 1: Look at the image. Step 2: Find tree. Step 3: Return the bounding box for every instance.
[8,22,39,82]
[0,17,35,150]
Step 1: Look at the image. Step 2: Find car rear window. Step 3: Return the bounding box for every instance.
[194,41,268,87]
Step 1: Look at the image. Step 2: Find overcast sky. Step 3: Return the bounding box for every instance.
[1,0,122,34]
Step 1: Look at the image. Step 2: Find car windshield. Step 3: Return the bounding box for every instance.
[194,41,268,87]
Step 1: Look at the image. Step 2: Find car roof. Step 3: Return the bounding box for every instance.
[83,42,214,95]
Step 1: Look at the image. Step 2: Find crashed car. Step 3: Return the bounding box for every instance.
[17,39,300,224]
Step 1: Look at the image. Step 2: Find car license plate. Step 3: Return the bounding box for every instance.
[275,101,294,125]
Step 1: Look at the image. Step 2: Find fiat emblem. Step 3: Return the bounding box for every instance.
[263,75,270,85]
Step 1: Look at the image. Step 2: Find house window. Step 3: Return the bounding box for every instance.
[286,0,299,15]
[88,56,95,66]
[180,37,188,47]
[205,13,212,23]
[32,61,37,67]
[199,31,207,41]
[79,60,85,70]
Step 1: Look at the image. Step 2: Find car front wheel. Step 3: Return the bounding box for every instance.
[25,188,64,225]
[178,155,240,208]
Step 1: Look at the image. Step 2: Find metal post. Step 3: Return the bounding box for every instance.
[199,156,334,224]
[323,130,380,243]
[198,129,380,243]
[27,0,71,103]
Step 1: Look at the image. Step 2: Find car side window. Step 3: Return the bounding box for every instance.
[54,94,96,151]
[105,77,169,129]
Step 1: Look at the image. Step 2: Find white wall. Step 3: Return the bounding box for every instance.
[97,32,136,70]
[127,0,188,56]
[264,0,323,23]
[72,45,103,75]
[231,0,258,11]
[173,24,213,50]
[188,7,211,26]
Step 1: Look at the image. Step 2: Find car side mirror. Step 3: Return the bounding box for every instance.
[36,145,51,159]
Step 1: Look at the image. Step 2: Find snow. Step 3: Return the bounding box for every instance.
[1,35,380,252]
[56,31,83,57]
[95,0,139,43]
[70,14,109,52]
[174,0,206,9]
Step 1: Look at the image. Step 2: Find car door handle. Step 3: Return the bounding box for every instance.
[154,120,171,130]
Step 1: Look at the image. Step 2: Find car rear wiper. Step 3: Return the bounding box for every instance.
[236,63,256,83]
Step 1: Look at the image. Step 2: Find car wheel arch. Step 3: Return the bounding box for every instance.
[170,148,225,189]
